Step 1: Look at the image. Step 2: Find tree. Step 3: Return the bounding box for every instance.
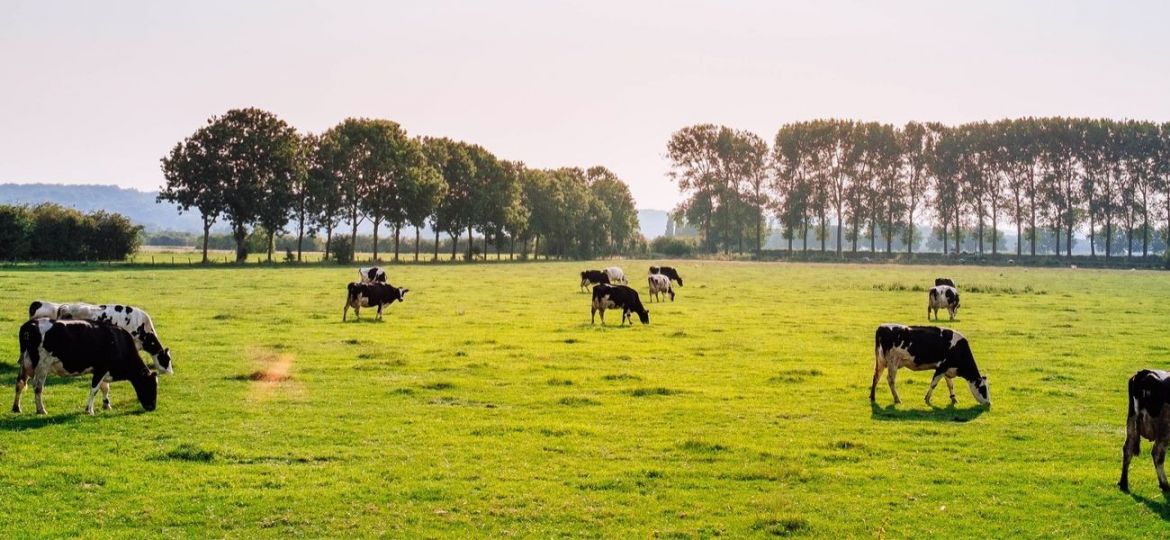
[402,139,446,262]
[425,138,476,261]
[667,125,721,252]
[170,108,300,263]
[586,166,640,255]
[899,122,939,254]
[289,134,316,261]
[307,133,346,261]
[159,123,226,263]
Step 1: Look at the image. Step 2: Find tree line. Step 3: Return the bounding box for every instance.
[0,203,142,261]
[160,108,641,263]
[669,118,1170,259]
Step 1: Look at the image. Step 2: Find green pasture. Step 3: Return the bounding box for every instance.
[0,261,1167,538]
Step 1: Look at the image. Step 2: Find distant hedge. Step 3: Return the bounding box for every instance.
[0,203,142,261]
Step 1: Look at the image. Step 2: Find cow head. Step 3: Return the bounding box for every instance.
[141,333,174,374]
[637,309,650,324]
[398,288,409,301]
[130,369,159,411]
[967,376,990,406]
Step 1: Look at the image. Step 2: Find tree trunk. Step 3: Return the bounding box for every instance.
[414,226,421,262]
[1029,191,1037,256]
[977,216,984,256]
[296,214,305,262]
[954,207,961,254]
[324,226,333,261]
[836,214,843,255]
[510,235,515,260]
[991,208,998,256]
[433,228,440,262]
[907,209,914,255]
[1105,220,1112,259]
[372,218,381,262]
[266,230,275,262]
[1090,212,1096,257]
[1055,224,1061,257]
[233,223,248,263]
[450,232,459,261]
[1143,208,1150,257]
[534,235,540,260]
[942,224,949,255]
[201,218,212,263]
[1015,200,1022,257]
[393,222,401,262]
[350,213,359,257]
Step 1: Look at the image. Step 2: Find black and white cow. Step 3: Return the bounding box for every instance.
[871,324,990,406]
[359,266,388,283]
[1119,369,1170,492]
[28,300,61,320]
[14,319,158,415]
[580,270,610,291]
[591,284,649,325]
[934,277,956,288]
[648,273,675,302]
[928,285,960,321]
[344,282,409,321]
[56,303,173,374]
[650,266,684,287]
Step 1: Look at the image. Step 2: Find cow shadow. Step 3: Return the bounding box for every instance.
[0,411,84,431]
[1128,492,1170,521]
[870,401,987,423]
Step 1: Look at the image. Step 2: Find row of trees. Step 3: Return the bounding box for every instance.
[669,119,1170,258]
[161,108,641,263]
[0,203,142,261]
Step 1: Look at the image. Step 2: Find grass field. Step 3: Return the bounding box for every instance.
[1,261,1168,538]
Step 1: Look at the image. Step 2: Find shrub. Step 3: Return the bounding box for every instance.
[333,237,354,264]
[651,236,695,257]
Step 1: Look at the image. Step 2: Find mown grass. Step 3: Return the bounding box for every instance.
[0,261,1168,537]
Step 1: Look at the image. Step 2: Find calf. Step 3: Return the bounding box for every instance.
[580,270,610,291]
[604,266,628,285]
[591,284,649,325]
[28,300,60,320]
[647,273,675,302]
[935,277,956,288]
[871,324,990,406]
[1119,369,1170,492]
[359,266,387,283]
[14,319,158,415]
[56,303,173,374]
[928,285,960,321]
[650,266,684,287]
[344,282,408,321]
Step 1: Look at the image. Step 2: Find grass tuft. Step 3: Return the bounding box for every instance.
[558,396,600,406]
[630,387,677,397]
[752,517,810,536]
[163,443,215,463]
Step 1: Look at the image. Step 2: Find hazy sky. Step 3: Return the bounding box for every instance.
[2,1,1168,209]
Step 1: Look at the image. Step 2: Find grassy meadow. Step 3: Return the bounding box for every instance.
[0,261,1168,538]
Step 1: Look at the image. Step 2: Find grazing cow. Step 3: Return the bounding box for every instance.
[344,282,409,321]
[604,266,628,285]
[934,277,956,288]
[647,274,675,302]
[27,300,61,320]
[928,285,960,321]
[580,270,610,291]
[591,284,649,325]
[649,266,684,287]
[870,324,990,406]
[1119,369,1170,492]
[56,303,173,374]
[14,319,158,415]
[359,266,388,283]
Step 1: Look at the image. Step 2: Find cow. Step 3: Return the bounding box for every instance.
[649,266,684,287]
[604,266,628,285]
[28,300,61,320]
[580,270,610,291]
[1119,369,1170,492]
[55,303,173,374]
[928,285,960,321]
[591,284,649,325]
[14,319,158,415]
[359,266,387,283]
[870,324,990,407]
[344,282,408,321]
[648,273,675,302]
[934,277,956,288]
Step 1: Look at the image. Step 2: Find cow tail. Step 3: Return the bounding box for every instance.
[1127,373,1141,420]
[874,332,883,367]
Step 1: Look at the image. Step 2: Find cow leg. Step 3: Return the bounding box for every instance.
[377,304,383,321]
[886,365,901,404]
[33,373,48,415]
[945,377,957,404]
[1120,420,1139,492]
[85,372,107,415]
[591,306,597,324]
[343,301,349,321]
[1154,440,1170,491]
[11,365,29,413]
[870,348,884,402]
[925,371,945,406]
[949,307,956,321]
[101,380,112,410]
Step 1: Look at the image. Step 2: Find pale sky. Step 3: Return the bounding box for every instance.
[2,1,1168,210]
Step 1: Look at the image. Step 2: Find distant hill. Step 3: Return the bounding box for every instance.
[0,183,204,232]
[1,183,671,238]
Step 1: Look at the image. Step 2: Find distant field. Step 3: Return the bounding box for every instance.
[0,262,1168,537]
